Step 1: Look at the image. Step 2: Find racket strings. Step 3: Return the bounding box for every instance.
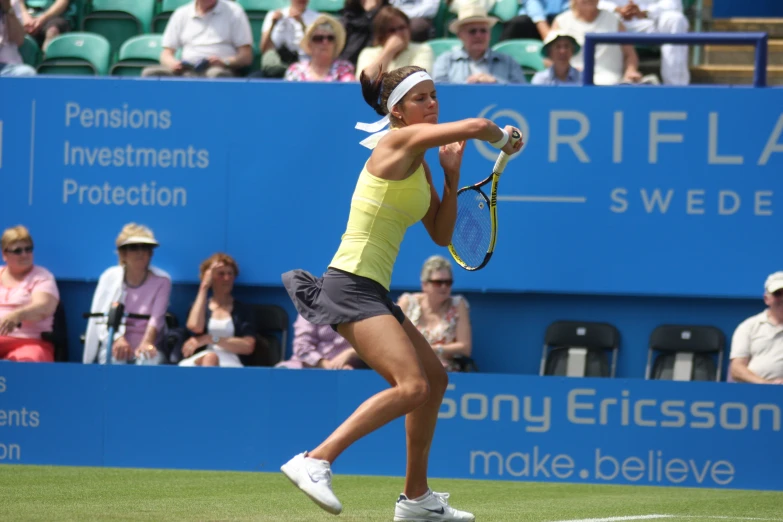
[451,189,492,269]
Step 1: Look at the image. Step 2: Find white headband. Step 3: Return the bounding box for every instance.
[355,71,433,149]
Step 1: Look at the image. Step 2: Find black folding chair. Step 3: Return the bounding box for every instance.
[646,325,725,382]
[540,321,620,378]
[240,304,290,367]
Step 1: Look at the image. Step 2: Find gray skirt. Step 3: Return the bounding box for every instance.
[282,267,405,330]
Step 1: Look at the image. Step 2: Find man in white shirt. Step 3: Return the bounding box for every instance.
[259,0,319,78]
[729,272,783,384]
[598,0,689,85]
[0,0,36,76]
[143,0,253,78]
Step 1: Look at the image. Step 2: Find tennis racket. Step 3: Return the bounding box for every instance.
[448,129,521,271]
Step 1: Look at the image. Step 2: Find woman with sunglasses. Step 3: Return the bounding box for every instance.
[356,6,433,78]
[397,255,472,372]
[0,225,59,362]
[285,15,356,82]
[432,4,528,85]
[83,223,171,365]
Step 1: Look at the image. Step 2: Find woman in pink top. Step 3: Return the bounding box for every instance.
[276,313,366,369]
[0,225,60,362]
[284,15,356,82]
[397,255,472,372]
[82,223,172,364]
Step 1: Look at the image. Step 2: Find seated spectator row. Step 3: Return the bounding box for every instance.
[4,0,693,86]
[2,224,782,384]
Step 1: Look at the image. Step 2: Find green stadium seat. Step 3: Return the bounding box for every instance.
[426,37,462,58]
[20,35,42,68]
[81,0,156,59]
[109,34,163,76]
[492,39,545,80]
[37,32,112,76]
[489,0,518,22]
[152,0,192,33]
[309,0,345,13]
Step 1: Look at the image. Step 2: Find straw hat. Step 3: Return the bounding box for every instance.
[118,235,159,248]
[541,30,581,57]
[448,4,498,34]
[301,14,347,59]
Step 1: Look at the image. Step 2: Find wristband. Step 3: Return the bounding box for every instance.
[489,128,509,150]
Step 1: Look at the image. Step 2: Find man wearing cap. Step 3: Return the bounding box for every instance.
[432,4,527,84]
[531,30,581,85]
[729,272,783,384]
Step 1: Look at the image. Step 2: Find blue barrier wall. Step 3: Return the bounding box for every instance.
[1,78,782,374]
[1,364,781,490]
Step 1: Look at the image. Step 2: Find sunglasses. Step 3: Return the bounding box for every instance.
[428,279,453,287]
[121,244,153,252]
[4,246,33,255]
[311,34,336,43]
[772,290,783,298]
[466,27,489,36]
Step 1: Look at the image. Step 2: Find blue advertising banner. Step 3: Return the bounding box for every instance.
[1,78,782,297]
[1,364,781,491]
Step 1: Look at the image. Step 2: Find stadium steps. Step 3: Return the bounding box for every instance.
[690,64,783,85]
[703,40,783,65]
[690,15,783,85]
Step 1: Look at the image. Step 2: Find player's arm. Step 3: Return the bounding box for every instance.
[389,120,522,158]
[420,156,459,247]
[390,118,501,154]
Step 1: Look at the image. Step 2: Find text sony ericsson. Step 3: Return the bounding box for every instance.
[438,385,781,433]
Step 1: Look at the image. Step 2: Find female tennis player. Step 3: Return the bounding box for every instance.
[280,64,522,521]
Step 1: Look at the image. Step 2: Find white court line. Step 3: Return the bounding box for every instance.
[28,100,36,206]
[498,195,587,203]
[557,515,674,522]
[557,515,783,522]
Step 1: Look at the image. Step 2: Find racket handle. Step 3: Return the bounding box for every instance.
[493,129,522,174]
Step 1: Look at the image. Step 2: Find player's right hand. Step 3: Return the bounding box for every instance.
[502,126,524,156]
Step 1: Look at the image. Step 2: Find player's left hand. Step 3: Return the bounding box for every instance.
[439,141,466,186]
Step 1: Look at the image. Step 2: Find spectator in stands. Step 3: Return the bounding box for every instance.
[356,6,434,76]
[142,0,253,79]
[83,224,172,365]
[285,15,356,82]
[179,253,257,367]
[389,0,438,42]
[531,30,581,84]
[0,0,36,76]
[0,225,59,362]
[433,3,527,84]
[276,314,366,369]
[260,0,320,78]
[500,0,569,41]
[598,0,690,85]
[339,0,388,65]
[19,0,71,52]
[397,255,472,372]
[552,0,642,85]
[729,272,783,385]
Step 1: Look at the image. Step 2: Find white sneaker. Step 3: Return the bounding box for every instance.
[393,489,475,521]
[280,452,343,515]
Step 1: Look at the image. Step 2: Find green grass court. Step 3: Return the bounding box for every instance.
[1,465,782,521]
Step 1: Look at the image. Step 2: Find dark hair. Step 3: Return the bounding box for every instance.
[360,65,426,120]
[372,6,410,46]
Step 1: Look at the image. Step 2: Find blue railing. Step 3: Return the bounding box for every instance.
[582,32,769,87]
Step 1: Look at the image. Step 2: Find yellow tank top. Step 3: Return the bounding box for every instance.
[330,162,431,290]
